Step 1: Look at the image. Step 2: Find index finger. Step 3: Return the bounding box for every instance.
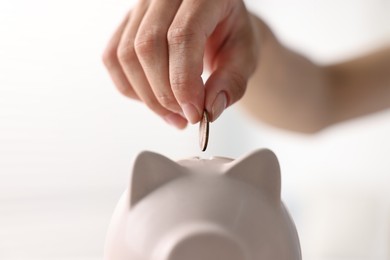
[167,0,231,124]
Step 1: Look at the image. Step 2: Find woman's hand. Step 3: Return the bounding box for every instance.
[103,0,260,129]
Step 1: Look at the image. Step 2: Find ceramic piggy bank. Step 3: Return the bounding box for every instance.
[104,149,301,260]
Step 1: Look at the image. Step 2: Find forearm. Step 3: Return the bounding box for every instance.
[327,47,390,125]
[241,16,390,133]
[241,16,332,133]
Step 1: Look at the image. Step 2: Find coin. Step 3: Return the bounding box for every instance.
[199,110,209,152]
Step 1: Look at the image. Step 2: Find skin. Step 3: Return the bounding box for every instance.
[103,0,390,133]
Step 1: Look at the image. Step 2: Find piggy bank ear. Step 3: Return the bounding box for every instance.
[226,149,281,202]
[130,151,185,207]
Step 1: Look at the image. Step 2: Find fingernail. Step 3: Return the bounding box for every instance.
[211,91,227,121]
[181,103,200,124]
[164,113,188,129]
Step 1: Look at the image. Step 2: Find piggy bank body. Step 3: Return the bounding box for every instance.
[104,149,301,260]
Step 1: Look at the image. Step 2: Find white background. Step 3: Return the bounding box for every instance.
[0,0,389,259]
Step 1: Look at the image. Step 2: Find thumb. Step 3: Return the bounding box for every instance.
[205,31,259,122]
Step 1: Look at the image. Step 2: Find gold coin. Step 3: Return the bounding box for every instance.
[199,110,209,152]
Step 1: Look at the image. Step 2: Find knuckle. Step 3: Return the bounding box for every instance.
[170,72,195,102]
[170,72,190,92]
[144,96,165,115]
[167,25,200,47]
[116,86,137,100]
[134,29,163,57]
[155,92,178,110]
[117,44,137,64]
[102,46,117,69]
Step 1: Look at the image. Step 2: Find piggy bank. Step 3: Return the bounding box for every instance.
[104,149,301,260]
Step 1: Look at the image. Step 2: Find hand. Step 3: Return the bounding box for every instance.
[103,0,260,129]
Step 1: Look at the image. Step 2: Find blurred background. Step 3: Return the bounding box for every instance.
[0,0,389,259]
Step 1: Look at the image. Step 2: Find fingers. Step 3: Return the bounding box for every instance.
[204,47,257,122]
[167,0,230,124]
[103,0,258,128]
[117,2,188,129]
[103,12,139,100]
[205,11,259,122]
[134,0,183,115]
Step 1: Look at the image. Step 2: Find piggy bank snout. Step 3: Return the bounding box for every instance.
[160,225,246,260]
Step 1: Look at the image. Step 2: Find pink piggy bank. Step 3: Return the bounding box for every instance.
[104,149,301,260]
